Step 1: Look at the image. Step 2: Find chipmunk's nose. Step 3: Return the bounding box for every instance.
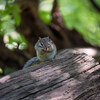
[44,46,49,51]
[46,47,49,51]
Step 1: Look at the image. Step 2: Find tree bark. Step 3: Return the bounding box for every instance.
[0,49,100,100]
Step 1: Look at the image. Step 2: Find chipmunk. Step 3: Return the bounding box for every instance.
[23,37,57,69]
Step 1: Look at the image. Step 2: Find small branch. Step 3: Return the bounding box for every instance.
[90,0,100,12]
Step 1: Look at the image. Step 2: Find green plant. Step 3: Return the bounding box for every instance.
[39,0,100,46]
[0,0,27,50]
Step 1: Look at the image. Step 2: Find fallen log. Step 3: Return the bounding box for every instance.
[0,49,100,100]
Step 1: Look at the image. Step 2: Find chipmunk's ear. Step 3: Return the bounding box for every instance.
[39,37,42,41]
[47,36,50,40]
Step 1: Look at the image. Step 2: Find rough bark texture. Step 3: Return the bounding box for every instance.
[0,49,100,100]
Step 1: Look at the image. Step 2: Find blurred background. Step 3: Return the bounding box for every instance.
[0,0,100,76]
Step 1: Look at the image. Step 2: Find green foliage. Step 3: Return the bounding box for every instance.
[39,0,100,46]
[0,0,27,50]
[0,68,3,74]
[58,0,100,46]
[39,0,53,24]
[95,0,100,7]
[4,66,16,75]
[4,32,27,50]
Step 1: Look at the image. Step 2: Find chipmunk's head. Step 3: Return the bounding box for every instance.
[35,37,56,53]
[35,37,57,61]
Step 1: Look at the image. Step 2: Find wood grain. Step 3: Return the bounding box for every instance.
[0,49,100,100]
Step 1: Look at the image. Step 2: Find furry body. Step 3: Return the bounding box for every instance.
[23,37,57,69]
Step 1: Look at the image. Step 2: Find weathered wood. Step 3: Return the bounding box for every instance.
[0,49,100,100]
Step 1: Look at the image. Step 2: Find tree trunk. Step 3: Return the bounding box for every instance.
[0,0,93,71]
[0,49,100,100]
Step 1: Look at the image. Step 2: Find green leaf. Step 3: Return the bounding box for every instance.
[3,31,27,50]
[0,0,6,10]
[58,0,100,46]
[19,42,27,50]
[0,1,23,50]
[39,11,51,24]
[1,19,15,33]
[0,0,27,50]
[39,0,53,24]
[1,14,11,21]
[13,12,21,26]
[0,68,3,74]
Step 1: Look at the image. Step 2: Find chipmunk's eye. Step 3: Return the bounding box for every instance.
[41,42,44,46]
[38,42,44,47]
